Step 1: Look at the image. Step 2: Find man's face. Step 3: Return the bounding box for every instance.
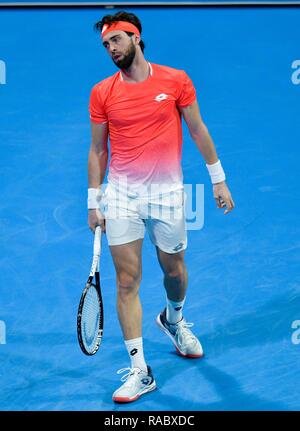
[102,30,137,69]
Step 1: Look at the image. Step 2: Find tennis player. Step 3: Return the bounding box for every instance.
[87,11,234,403]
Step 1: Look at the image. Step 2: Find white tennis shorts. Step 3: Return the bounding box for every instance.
[100,182,187,254]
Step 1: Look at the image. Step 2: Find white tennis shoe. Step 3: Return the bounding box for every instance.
[156,308,204,358]
[112,365,157,403]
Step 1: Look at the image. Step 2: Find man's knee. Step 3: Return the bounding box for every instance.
[117,271,141,295]
[165,263,186,284]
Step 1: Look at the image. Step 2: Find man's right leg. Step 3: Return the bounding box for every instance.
[110,239,143,342]
[109,239,156,403]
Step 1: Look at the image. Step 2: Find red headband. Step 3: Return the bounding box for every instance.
[101,21,141,39]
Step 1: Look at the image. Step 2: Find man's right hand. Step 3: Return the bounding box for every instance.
[88,209,106,233]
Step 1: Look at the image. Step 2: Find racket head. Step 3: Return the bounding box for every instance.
[77,273,103,355]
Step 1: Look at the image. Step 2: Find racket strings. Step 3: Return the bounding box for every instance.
[81,285,101,350]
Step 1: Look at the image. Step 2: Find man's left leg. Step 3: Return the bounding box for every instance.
[155,247,204,358]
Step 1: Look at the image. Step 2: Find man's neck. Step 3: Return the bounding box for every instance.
[121,57,150,83]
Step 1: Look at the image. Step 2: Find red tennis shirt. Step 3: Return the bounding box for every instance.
[89,62,196,194]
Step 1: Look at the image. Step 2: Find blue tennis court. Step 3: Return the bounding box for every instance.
[0,2,300,411]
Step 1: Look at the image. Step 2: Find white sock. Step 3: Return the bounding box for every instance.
[124,337,147,372]
[166,296,186,324]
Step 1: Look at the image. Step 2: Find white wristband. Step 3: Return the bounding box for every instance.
[87,188,102,209]
[206,160,226,184]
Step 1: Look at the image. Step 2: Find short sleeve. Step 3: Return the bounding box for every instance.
[89,85,108,124]
[176,71,197,108]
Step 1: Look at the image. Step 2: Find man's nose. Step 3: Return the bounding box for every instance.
[109,44,117,54]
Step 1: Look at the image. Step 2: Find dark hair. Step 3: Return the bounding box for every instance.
[94,11,145,53]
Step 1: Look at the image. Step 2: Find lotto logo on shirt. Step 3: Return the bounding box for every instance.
[154,93,168,102]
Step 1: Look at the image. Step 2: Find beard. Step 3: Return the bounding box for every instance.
[113,40,136,70]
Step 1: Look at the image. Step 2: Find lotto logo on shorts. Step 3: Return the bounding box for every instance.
[0,60,6,85]
[0,320,6,345]
[291,60,300,85]
[173,242,184,252]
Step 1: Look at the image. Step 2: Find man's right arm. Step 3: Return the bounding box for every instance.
[88,121,109,232]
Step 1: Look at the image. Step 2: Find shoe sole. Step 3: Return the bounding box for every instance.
[156,314,204,359]
[113,381,157,403]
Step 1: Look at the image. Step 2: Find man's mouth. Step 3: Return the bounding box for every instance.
[113,54,122,61]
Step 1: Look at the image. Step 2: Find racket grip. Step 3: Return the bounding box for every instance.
[94,226,102,257]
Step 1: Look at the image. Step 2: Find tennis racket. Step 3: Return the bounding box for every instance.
[77,226,104,355]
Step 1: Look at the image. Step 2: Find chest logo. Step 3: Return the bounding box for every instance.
[155,93,168,102]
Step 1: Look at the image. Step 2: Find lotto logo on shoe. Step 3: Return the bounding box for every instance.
[155,93,168,102]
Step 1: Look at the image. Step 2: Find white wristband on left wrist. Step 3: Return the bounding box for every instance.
[206,160,226,184]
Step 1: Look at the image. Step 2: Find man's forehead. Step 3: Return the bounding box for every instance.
[102,30,126,43]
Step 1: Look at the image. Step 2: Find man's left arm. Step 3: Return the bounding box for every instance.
[179,100,235,215]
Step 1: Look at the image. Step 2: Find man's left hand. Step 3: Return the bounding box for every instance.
[213,182,235,215]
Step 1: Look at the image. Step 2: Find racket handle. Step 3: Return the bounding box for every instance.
[94,226,102,258]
